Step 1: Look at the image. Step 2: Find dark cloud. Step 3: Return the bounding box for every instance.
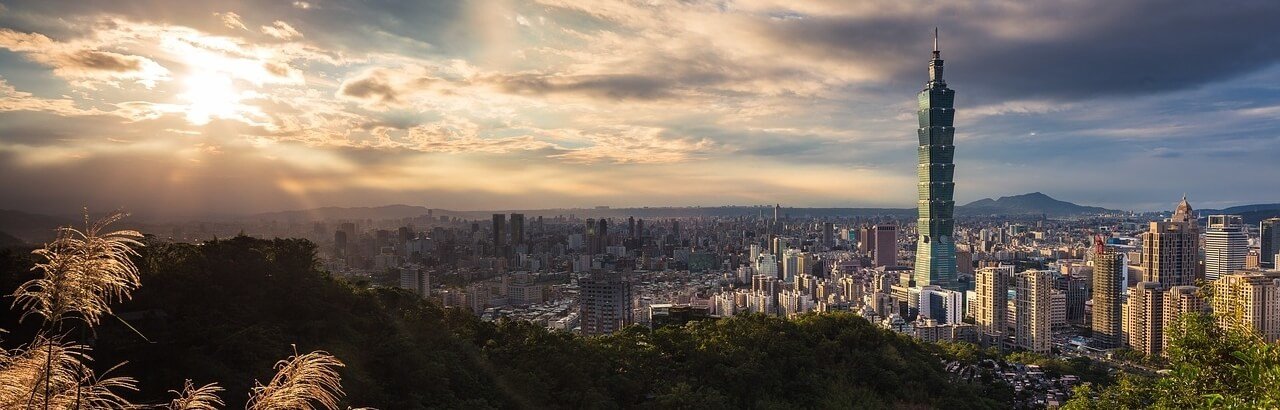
[761,0,1280,101]
[338,74,400,103]
[64,50,143,72]
[488,73,677,100]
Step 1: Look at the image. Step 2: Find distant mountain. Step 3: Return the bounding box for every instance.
[958,192,1115,217]
[1195,203,1280,225]
[0,231,23,247]
[1219,203,1280,214]
[0,209,76,243]
[246,205,434,222]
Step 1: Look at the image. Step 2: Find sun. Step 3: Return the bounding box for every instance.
[180,70,242,125]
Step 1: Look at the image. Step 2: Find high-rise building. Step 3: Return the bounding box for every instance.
[585,218,598,254]
[1092,241,1126,348]
[509,213,525,246]
[772,204,781,235]
[873,225,897,267]
[1162,285,1206,354]
[1211,270,1280,343]
[597,218,610,251]
[1054,271,1090,325]
[1141,197,1198,287]
[822,222,834,247]
[912,29,959,291]
[627,216,637,239]
[1126,282,1164,357]
[491,214,506,254]
[1205,215,1248,281]
[859,226,874,253]
[1261,218,1280,270]
[782,249,802,283]
[974,265,1013,349]
[1015,269,1053,354]
[579,272,634,335]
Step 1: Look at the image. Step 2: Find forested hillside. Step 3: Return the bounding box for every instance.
[0,236,1002,409]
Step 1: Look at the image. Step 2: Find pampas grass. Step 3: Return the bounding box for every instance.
[0,211,365,409]
[12,210,143,327]
[0,335,137,409]
[247,349,346,410]
[167,379,225,410]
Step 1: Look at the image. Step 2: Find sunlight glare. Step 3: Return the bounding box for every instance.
[180,71,241,125]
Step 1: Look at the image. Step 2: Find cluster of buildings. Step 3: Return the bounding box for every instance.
[191,39,1280,363]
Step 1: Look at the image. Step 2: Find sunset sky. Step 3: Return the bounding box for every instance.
[1,1,1277,218]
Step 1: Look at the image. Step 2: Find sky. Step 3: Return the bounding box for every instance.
[0,0,1277,218]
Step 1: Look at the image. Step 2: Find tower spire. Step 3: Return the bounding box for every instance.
[932,27,940,58]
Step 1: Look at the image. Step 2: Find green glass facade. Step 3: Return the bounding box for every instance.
[913,41,959,291]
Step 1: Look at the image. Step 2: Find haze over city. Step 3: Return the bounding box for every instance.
[0,1,1277,219]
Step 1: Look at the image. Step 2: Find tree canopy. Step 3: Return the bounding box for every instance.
[0,236,1003,408]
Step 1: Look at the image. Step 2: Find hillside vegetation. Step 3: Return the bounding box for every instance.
[1,236,1001,409]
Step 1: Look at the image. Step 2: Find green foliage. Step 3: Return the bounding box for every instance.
[0,236,1005,408]
[1064,313,1280,409]
[1003,351,1111,385]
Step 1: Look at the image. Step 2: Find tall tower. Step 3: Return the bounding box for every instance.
[491,213,506,256]
[913,28,959,291]
[509,213,525,246]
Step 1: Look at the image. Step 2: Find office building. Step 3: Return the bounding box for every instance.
[510,213,525,246]
[1261,218,1280,270]
[912,30,960,291]
[874,225,898,267]
[492,214,506,255]
[1205,215,1248,281]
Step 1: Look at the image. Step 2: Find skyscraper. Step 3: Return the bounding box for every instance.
[510,213,525,246]
[1092,240,1126,349]
[873,225,897,268]
[975,265,1013,349]
[1205,215,1247,281]
[491,213,506,254]
[1261,218,1280,270]
[913,29,959,291]
[1141,196,1198,287]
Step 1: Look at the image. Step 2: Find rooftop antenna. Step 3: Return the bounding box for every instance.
[932,27,940,58]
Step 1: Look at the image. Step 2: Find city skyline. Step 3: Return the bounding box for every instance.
[1,1,1279,218]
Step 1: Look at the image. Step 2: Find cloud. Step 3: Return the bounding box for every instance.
[214,11,248,30]
[336,66,448,108]
[485,73,676,100]
[260,21,303,40]
[0,28,171,88]
[548,126,716,164]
